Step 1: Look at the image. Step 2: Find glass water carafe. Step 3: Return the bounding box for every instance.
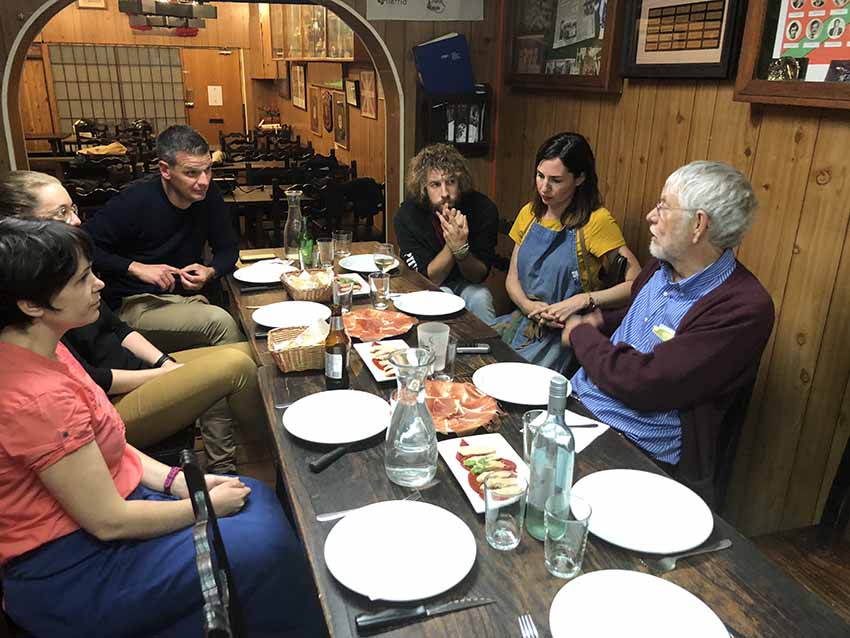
[385,348,438,487]
[283,189,303,263]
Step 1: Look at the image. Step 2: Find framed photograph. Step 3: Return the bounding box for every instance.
[345,79,361,107]
[622,0,746,78]
[360,69,377,119]
[309,85,322,136]
[505,0,625,94]
[735,0,850,109]
[321,88,334,133]
[77,0,107,7]
[291,64,306,111]
[333,91,349,149]
[277,62,290,100]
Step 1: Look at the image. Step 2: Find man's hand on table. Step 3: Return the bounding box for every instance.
[561,308,604,347]
[179,263,215,291]
[128,262,180,292]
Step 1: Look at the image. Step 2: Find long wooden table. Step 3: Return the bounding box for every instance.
[229,244,849,638]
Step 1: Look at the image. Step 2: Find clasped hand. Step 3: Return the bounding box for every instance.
[171,474,251,517]
[526,295,587,329]
[129,262,214,292]
[437,205,469,252]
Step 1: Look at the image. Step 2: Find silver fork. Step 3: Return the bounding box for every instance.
[518,613,539,638]
[316,489,424,522]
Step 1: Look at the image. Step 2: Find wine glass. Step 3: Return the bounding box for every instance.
[374,243,395,273]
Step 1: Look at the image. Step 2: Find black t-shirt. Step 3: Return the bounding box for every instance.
[393,190,498,286]
[82,175,238,308]
[61,302,148,392]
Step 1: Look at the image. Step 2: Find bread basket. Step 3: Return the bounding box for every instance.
[267,326,325,373]
[280,267,333,302]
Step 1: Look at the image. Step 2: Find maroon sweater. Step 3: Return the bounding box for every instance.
[571,258,775,506]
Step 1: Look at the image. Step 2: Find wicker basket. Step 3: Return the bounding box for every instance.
[280,268,333,302]
[267,326,325,373]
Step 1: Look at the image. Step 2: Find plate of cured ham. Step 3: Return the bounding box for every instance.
[426,380,503,435]
[353,340,408,381]
[342,307,417,342]
[437,433,529,514]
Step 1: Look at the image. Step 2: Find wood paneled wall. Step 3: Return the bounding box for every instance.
[495,79,850,536]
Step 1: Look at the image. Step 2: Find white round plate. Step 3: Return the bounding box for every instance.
[282,390,390,445]
[233,260,296,283]
[339,254,400,273]
[392,290,466,316]
[251,301,331,328]
[324,500,476,601]
[571,469,713,554]
[549,570,727,638]
[472,362,568,405]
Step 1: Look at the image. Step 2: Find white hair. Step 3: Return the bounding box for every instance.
[665,161,757,250]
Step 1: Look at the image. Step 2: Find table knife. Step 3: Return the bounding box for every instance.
[355,597,494,633]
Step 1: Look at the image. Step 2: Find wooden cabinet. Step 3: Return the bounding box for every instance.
[248,3,276,80]
[415,84,492,158]
[269,4,364,62]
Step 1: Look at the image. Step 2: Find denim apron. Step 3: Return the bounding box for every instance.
[496,221,583,371]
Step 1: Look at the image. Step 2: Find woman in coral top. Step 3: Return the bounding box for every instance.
[494,132,641,371]
[0,217,322,637]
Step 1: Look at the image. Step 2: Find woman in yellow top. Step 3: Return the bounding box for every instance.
[497,132,640,371]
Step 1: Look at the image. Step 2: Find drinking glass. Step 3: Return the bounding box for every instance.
[317,237,335,267]
[417,322,450,372]
[433,336,457,381]
[332,230,353,258]
[333,278,354,313]
[484,472,528,551]
[374,242,396,273]
[522,409,546,464]
[544,494,591,579]
[369,272,391,310]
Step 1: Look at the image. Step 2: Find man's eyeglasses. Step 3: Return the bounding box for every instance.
[45,203,79,223]
[654,200,700,215]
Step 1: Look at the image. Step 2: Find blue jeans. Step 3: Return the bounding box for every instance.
[3,478,324,638]
[441,281,496,325]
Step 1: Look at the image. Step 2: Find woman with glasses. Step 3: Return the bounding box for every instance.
[0,171,260,475]
[494,132,640,371]
[0,216,323,636]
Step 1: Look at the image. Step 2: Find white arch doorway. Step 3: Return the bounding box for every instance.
[1,0,405,210]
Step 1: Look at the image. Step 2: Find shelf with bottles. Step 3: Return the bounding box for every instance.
[415,84,492,158]
[269,4,366,63]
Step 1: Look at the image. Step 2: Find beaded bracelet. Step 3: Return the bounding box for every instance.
[163,466,183,496]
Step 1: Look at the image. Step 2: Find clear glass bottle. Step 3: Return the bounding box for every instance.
[283,189,303,263]
[385,348,438,487]
[525,376,575,541]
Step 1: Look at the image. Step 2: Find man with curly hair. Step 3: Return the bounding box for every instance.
[394,143,498,323]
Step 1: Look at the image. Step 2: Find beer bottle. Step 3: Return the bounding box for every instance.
[324,304,350,390]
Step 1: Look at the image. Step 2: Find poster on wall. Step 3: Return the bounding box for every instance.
[309,85,322,136]
[366,0,483,21]
[772,0,850,82]
[333,91,349,149]
[291,64,306,110]
[360,69,378,119]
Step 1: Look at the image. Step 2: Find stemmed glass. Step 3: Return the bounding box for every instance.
[373,243,395,273]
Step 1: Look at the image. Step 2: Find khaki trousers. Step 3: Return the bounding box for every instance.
[113,342,264,473]
[117,293,244,352]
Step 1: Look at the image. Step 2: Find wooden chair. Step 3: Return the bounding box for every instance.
[181,449,240,637]
[218,132,256,163]
[342,177,385,241]
[754,434,850,625]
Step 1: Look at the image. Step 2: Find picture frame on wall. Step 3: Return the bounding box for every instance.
[505,0,625,94]
[360,69,378,119]
[321,89,334,133]
[622,0,745,78]
[291,64,306,111]
[345,79,361,107]
[277,62,290,100]
[77,0,107,8]
[309,85,322,136]
[734,0,850,109]
[333,91,349,149]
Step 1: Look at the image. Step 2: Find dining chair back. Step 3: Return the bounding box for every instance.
[342,177,385,241]
[219,132,257,163]
[181,449,239,638]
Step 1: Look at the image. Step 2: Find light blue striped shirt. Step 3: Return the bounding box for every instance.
[571,249,738,464]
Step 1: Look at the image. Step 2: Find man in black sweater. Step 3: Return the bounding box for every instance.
[394,144,498,323]
[83,125,242,352]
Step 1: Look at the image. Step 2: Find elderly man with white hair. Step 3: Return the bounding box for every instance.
[562,161,775,505]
